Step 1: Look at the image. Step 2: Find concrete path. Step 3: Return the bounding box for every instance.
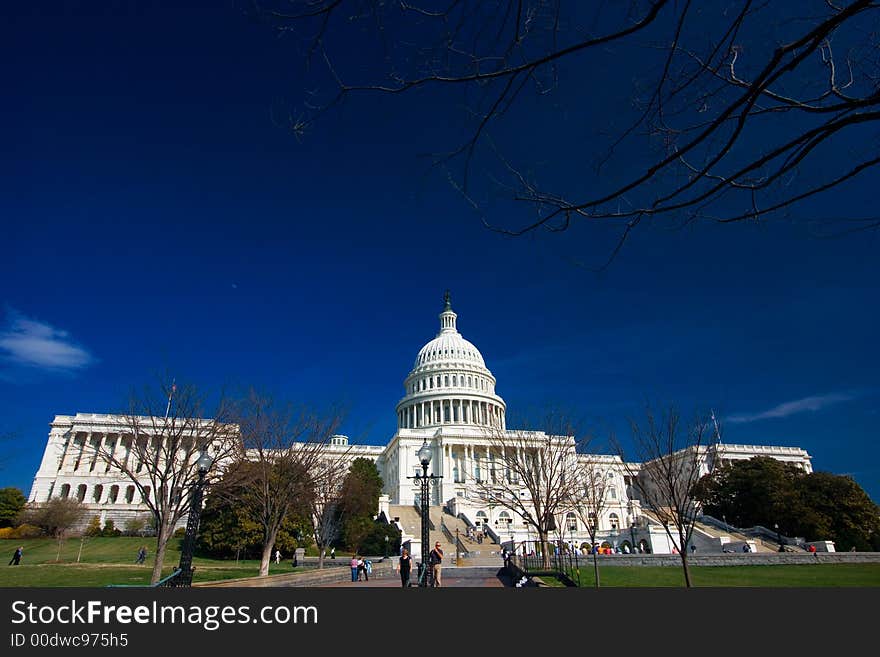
[318,566,514,588]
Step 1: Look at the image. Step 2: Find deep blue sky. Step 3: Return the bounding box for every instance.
[2,2,878,502]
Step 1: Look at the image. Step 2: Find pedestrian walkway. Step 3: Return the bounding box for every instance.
[320,566,513,588]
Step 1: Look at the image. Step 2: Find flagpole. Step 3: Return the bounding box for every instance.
[165,379,176,419]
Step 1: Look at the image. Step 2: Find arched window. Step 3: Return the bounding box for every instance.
[142,487,151,504]
[467,376,472,387]
[476,510,488,526]
[59,483,70,499]
[109,485,119,504]
[588,512,598,529]
[452,375,457,386]
[608,486,617,500]
[76,484,87,502]
[445,375,449,386]
[609,513,620,529]
[498,511,511,526]
[566,512,578,531]
[430,378,434,389]
[93,484,103,503]
[125,486,135,504]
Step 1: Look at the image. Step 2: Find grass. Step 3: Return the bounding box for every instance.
[573,564,880,587]
[0,537,303,587]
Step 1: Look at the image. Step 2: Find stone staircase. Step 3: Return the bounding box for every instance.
[387,505,502,566]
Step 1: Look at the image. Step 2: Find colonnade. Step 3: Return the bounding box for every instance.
[397,398,505,430]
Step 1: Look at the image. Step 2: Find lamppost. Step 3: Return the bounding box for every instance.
[610,526,618,553]
[408,439,441,587]
[774,522,785,552]
[384,534,389,559]
[629,520,637,553]
[176,449,213,587]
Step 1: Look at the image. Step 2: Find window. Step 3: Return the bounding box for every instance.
[93,484,103,503]
[76,484,87,502]
[609,513,620,530]
[59,483,70,499]
[125,486,135,504]
[608,486,617,500]
[566,512,577,531]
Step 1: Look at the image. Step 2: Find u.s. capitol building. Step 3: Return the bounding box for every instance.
[28,295,813,554]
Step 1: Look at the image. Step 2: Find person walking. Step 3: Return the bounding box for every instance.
[356,556,366,581]
[364,558,372,580]
[330,547,335,560]
[429,541,444,588]
[135,546,147,564]
[350,556,359,582]
[274,548,281,565]
[8,546,23,566]
[397,548,413,588]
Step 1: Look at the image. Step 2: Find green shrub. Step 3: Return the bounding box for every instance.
[101,519,121,537]
[84,516,103,537]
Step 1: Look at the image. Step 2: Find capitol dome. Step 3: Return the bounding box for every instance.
[395,293,506,431]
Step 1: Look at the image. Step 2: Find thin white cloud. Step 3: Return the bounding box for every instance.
[727,392,856,424]
[0,310,94,371]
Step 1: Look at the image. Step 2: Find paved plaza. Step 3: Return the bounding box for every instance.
[320,566,514,588]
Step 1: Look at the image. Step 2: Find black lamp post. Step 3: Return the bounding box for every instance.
[384,534,389,559]
[629,520,637,553]
[176,449,213,587]
[408,439,441,587]
[774,522,785,551]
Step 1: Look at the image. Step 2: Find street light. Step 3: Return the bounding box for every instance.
[408,439,441,587]
[774,522,785,552]
[176,449,213,587]
[629,520,637,553]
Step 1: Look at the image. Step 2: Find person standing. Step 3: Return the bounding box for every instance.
[274,548,281,565]
[429,542,444,588]
[135,546,147,564]
[397,548,413,588]
[8,546,23,566]
[350,556,359,582]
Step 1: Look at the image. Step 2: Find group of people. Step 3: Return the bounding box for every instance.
[394,541,443,588]
[350,556,373,581]
[466,526,484,544]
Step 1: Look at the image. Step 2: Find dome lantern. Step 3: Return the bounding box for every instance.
[439,289,457,333]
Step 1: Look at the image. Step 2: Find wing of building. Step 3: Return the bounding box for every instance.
[28,294,814,553]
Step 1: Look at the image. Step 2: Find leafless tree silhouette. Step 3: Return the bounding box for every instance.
[258,1,880,265]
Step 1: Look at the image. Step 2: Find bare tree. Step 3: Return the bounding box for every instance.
[470,415,581,568]
[571,455,614,587]
[225,392,345,577]
[618,405,710,587]
[94,381,239,584]
[258,1,880,264]
[22,497,87,561]
[307,458,349,569]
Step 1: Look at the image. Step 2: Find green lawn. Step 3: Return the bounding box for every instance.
[572,564,880,587]
[0,537,302,587]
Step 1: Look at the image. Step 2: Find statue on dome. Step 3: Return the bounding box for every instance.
[443,289,451,310]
